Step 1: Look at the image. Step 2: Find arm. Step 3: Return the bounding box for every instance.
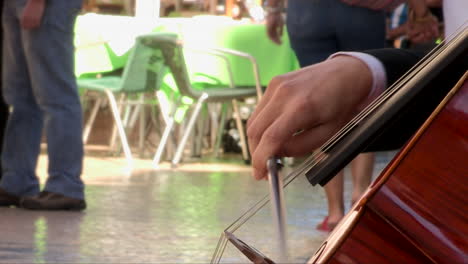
[361,48,466,152]
[21,0,46,29]
[247,49,426,180]
[405,0,440,44]
[247,55,373,180]
[264,0,285,45]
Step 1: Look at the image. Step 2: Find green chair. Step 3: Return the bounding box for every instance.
[141,33,262,167]
[78,34,169,167]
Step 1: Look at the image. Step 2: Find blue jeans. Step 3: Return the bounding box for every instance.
[286,0,386,67]
[1,0,85,199]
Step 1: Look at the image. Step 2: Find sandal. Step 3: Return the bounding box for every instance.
[316,216,337,232]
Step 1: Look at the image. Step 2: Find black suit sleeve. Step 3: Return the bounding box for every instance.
[363,48,426,85]
[360,48,467,151]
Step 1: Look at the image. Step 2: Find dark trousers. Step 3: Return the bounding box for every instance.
[0,1,10,180]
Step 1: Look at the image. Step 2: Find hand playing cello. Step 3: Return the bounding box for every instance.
[247,55,373,180]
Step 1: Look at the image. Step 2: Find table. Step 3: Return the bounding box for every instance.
[74,13,158,77]
[158,15,299,87]
[74,14,299,87]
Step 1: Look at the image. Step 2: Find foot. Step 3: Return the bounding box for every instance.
[316,216,338,232]
[0,187,20,207]
[21,191,86,211]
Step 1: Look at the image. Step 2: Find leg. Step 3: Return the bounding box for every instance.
[285,0,337,67]
[351,153,375,205]
[323,170,345,226]
[22,0,85,199]
[1,0,42,196]
[0,0,7,181]
[335,1,386,51]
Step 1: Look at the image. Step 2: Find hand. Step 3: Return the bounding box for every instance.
[247,56,373,180]
[21,0,46,29]
[265,12,284,45]
[407,13,440,44]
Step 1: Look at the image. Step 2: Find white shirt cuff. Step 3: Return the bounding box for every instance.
[328,51,387,110]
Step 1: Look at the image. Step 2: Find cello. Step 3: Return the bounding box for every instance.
[211,27,468,263]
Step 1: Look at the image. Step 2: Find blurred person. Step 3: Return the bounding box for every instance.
[246,32,467,226]
[263,0,387,231]
[386,1,442,50]
[0,0,86,210]
[256,0,463,232]
[0,0,8,181]
[246,47,466,175]
[386,3,411,48]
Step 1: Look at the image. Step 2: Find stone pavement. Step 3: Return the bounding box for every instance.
[0,148,396,264]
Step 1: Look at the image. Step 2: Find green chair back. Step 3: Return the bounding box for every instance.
[119,35,169,94]
[138,33,205,99]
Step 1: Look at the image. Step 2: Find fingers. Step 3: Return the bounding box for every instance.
[267,27,282,45]
[283,126,337,157]
[247,75,282,126]
[275,25,283,45]
[247,75,286,154]
[265,15,284,45]
[247,73,302,168]
[250,103,324,180]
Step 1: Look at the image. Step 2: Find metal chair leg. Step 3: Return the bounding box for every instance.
[109,94,126,150]
[83,96,103,143]
[208,103,218,149]
[171,93,209,167]
[193,106,207,157]
[104,89,133,167]
[232,99,250,161]
[152,117,174,166]
[213,103,228,158]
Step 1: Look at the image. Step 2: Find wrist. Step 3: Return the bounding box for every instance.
[264,6,283,14]
[409,8,435,23]
[263,0,284,14]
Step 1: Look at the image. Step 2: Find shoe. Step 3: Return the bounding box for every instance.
[0,188,20,207]
[316,216,337,232]
[21,191,86,211]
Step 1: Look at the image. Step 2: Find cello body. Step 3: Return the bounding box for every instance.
[308,75,468,264]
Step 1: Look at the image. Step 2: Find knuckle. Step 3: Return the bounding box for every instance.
[246,124,261,140]
[268,75,286,89]
[262,129,282,145]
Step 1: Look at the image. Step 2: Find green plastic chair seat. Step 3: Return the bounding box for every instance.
[191,84,257,102]
[77,76,123,93]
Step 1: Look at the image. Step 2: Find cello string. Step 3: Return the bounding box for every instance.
[284,28,466,191]
[319,28,465,156]
[223,32,456,233]
[318,38,446,152]
[298,30,461,166]
[317,24,466,155]
[211,27,466,264]
[283,41,448,182]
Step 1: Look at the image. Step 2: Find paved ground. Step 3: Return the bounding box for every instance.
[0,148,396,264]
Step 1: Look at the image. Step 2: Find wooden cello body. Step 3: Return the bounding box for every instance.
[211,30,467,264]
[308,74,468,264]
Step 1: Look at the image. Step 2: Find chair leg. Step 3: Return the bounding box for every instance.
[213,103,228,158]
[232,99,250,161]
[138,103,146,158]
[172,93,209,167]
[208,103,218,149]
[125,94,147,158]
[153,117,174,166]
[83,96,103,144]
[193,106,207,157]
[109,94,126,150]
[104,89,133,167]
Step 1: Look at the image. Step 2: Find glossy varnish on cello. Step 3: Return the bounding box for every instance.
[308,73,468,264]
[211,28,467,264]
